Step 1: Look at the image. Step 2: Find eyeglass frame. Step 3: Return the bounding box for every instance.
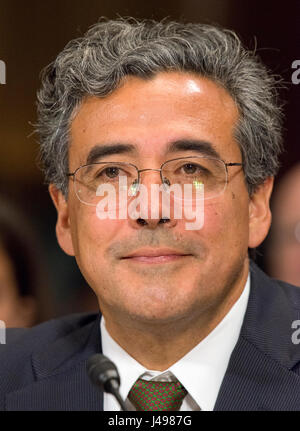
[66,156,243,201]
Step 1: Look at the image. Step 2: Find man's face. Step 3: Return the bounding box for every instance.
[51,72,272,327]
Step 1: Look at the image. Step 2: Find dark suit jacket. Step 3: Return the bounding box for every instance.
[1,261,300,411]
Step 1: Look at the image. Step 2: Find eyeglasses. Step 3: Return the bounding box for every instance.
[67,156,243,207]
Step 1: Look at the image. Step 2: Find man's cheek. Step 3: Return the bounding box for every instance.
[77,215,124,253]
[199,202,225,236]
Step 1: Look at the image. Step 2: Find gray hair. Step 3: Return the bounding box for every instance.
[36,18,284,197]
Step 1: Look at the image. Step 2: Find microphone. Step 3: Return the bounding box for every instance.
[86,354,128,411]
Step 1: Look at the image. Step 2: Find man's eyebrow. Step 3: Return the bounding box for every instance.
[166,140,221,159]
[86,144,136,164]
[85,140,221,164]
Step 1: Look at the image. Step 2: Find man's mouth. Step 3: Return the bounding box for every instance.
[121,248,193,264]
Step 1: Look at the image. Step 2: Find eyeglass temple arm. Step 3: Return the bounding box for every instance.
[225,163,243,167]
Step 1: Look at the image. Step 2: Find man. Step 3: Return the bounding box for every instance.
[266,163,300,287]
[1,18,300,411]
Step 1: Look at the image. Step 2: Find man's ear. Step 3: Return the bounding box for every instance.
[248,176,274,248]
[49,184,75,256]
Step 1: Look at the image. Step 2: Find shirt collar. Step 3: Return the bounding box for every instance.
[101,272,250,410]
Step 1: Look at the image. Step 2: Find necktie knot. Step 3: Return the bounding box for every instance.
[128,378,187,411]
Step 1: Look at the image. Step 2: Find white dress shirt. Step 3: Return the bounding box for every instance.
[101,273,250,411]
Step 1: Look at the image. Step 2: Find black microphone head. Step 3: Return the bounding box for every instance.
[87,354,121,394]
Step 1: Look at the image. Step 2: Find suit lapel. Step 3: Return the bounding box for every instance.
[215,261,300,410]
[6,314,104,411]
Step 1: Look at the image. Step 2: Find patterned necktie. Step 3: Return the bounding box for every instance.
[128,378,188,411]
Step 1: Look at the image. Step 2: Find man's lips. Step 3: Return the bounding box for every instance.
[121,248,192,263]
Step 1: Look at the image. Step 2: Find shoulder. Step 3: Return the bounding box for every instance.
[246,261,300,370]
[250,260,300,309]
[0,312,99,385]
[0,312,100,410]
[3,312,98,348]
[2,312,99,353]
[275,278,300,307]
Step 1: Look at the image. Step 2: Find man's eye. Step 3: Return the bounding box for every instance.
[104,167,120,178]
[93,166,121,180]
[182,163,205,175]
[183,164,196,174]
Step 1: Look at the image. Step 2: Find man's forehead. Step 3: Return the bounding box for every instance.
[69,72,240,164]
[73,72,238,122]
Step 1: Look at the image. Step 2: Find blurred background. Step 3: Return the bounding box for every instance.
[0,0,299,326]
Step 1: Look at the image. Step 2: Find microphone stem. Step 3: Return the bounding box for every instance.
[110,386,128,411]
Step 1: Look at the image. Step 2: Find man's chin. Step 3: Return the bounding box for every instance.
[122,299,198,328]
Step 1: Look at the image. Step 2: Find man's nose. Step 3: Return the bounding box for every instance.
[129,169,176,229]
